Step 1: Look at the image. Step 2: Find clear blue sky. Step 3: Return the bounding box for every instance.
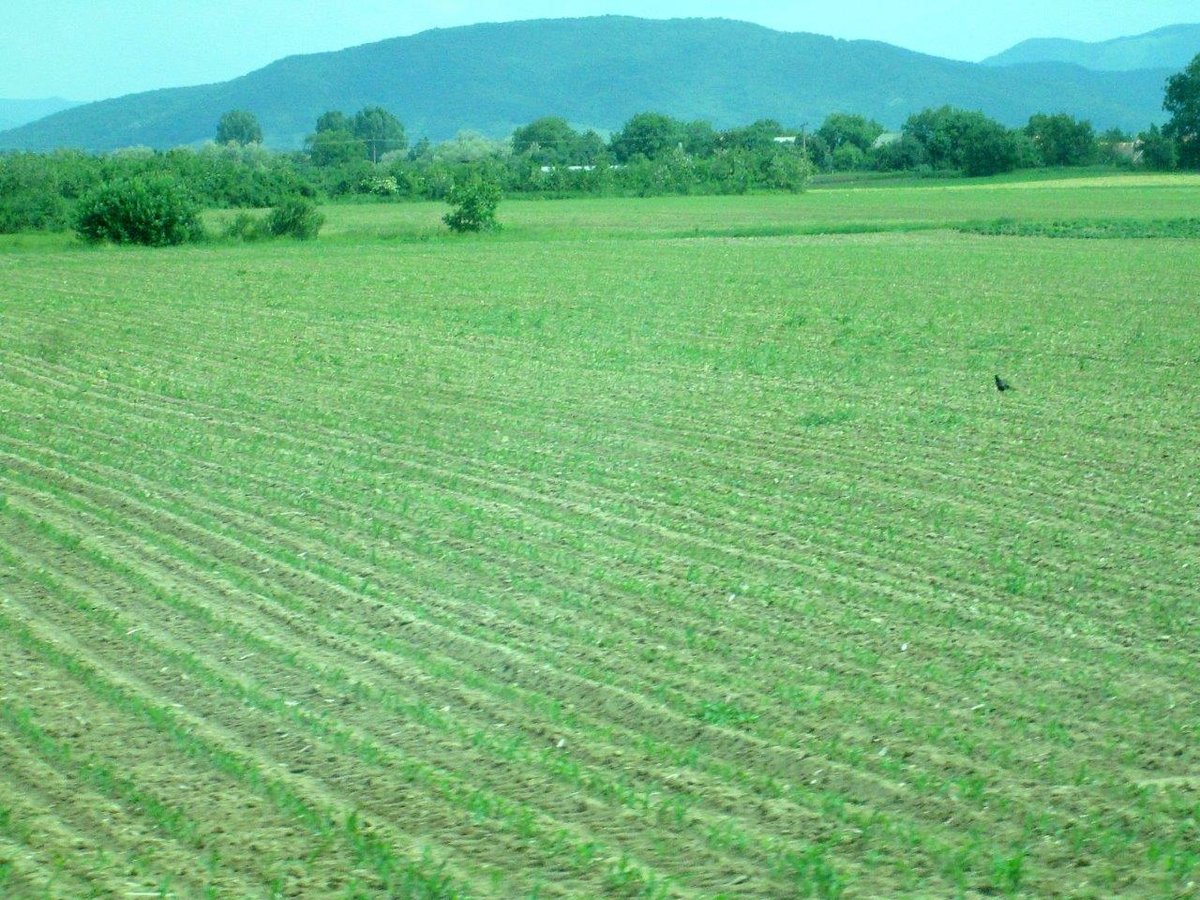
[3,1,1197,101]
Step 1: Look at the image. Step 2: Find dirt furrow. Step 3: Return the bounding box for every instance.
[8,438,1180,808]
[0,531,791,897]
[0,496,840,897]
[3,348,1192,559]
[2,453,1180,892]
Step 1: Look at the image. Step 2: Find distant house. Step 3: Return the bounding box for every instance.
[872,132,903,149]
[773,135,797,144]
[1112,141,1143,164]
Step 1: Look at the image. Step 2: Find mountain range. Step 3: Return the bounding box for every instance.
[0,17,1193,153]
[983,23,1200,71]
[0,97,82,132]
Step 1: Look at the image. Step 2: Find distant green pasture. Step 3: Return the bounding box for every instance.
[293,171,1200,241]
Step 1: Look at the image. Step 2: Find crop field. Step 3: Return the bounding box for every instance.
[1,174,1198,897]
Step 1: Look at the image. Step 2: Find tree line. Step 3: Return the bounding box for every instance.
[3,52,1197,237]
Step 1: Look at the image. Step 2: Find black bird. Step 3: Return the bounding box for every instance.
[994,374,1013,392]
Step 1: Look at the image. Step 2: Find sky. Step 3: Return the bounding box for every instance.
[2,1,1197,101]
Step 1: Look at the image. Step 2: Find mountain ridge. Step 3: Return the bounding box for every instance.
[0,16,1176,152]
[0,97,83,132]
[984,23,1200,71]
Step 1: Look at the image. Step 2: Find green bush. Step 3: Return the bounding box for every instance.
[0,190,70,234]
[74,175,203,246]
[260,197,324,239]
[0,153,77,233]
[443,177,501,232]
[222,211,264,242]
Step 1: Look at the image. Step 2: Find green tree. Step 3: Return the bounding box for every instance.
[315,110,351,133]
[831,143,866,171]
[904,106,1019,175]
[959,118,1020,176]
[761,148,812,192]
[1025,113,1096,166]
[352,106,407,162]
[0,153,73,233]
[610,112,685,162]
[432,131,510,164]
[817,113,885,153]
[512,117,579,164]
[407,136,433,161]
[1163,52,1200,168]
[1097,127,1134,165]
[803,134,833,171]
[682,121,718,157]
[903,106,963,168]
[305,129,364,166]
[444,177,501,232]
[1138,124,1179,170]
[574,130,608,165]
[870,135,928,171]
[215,110,263,146]
[721,119,785,153]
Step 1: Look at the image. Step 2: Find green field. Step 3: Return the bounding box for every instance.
[1,174,1198,897]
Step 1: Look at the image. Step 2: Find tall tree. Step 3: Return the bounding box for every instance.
[215,110,263,146]
[1026,113,1096,166]
[904,106,1019,175]
[817,113,885,153]
[1138,124,1179,170]
[352,106,407,162]
[574,130,608,165]
[511,117,579,164]
[1163,52,1200,168]
[305,129,363,167]
[959,118,1020,177]
[609,113,685,162]
[315,110,350,134]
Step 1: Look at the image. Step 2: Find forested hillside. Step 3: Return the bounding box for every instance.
[0,16,1173,151]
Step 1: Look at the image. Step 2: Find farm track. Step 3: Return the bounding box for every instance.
[2,222,1198,896]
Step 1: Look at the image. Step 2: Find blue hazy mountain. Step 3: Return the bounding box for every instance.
[0,17,1176,151]
[983,23,1200,72]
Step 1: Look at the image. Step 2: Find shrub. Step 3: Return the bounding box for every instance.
[260,197,324,239]
[360,174,400,196]
[443,177,501,232]
[222,211,264,242]
[831,143,866,171]
[960,120,1021,177]
[0,190,70,234]
[74,174,203,246]
[871,136,929,172]
[1138,125,1179,171]
[0,154,75,233]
